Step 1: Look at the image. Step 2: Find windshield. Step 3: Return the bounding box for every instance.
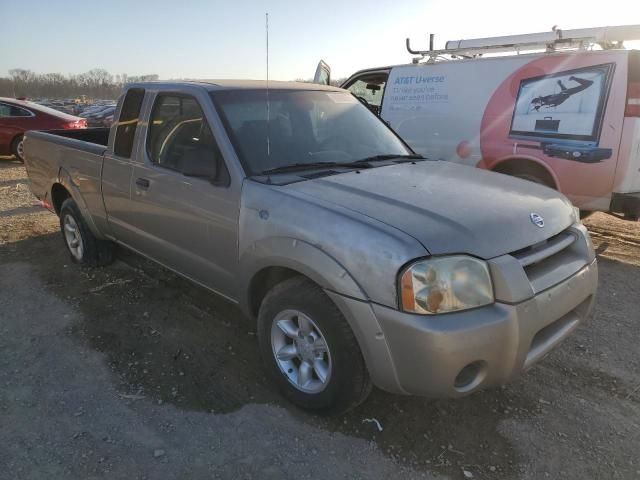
[210,89,411,175]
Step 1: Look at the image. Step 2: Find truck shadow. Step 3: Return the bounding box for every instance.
[5,231,536,479]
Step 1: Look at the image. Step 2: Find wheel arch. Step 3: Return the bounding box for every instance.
[50,182,72,215]
[240,237,368,320]
[53,168,106,239]
[489,156,559,190]
[10,132,24,147]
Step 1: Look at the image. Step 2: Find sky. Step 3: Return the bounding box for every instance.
[0,0,639,81]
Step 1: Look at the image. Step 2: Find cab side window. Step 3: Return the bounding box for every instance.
[147,94,229,185]
[114,88,145,158]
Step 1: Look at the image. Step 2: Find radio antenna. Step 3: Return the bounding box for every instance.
[265,12,271,157]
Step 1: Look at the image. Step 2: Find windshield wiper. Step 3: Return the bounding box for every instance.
[257,154,424,176]
[259,160,375,175]
[353,154,425,163]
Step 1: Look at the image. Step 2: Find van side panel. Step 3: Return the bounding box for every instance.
[614,118,640,193]
[613,51,640,194]
[381,50,630,210]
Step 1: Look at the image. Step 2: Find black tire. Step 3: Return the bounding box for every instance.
[59,198,114,267]
[11,135,24,162]
[257,276,372,415]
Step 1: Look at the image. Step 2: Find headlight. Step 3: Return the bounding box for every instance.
[399,256,494,314]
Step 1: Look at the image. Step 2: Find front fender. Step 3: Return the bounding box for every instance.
[238,236,367,317]
[238,236,407,394]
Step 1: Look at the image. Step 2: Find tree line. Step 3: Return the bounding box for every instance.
[0,69,159,100]
[0,68,347,101]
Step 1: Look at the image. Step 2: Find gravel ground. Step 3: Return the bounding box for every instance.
[1,159,639,479]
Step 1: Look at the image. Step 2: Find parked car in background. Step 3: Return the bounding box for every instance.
[316,25,640,220]
[87,106,116,127]
[23,81,597,414]
[0,97,86,161]
[78,107,99,118]
[102,113,114,128]
[80,104,116,118]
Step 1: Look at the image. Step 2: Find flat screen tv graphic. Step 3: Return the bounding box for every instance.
[509,63,615,163]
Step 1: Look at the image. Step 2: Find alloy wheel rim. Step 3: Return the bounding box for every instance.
[16,140,24,159]
[63,214,84,260]
[270,309,332,394]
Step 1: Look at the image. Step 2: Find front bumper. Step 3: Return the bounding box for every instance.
[327,226,598,397]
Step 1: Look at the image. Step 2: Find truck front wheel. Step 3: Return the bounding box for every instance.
[257,276,372,415]
[59,198,114,267]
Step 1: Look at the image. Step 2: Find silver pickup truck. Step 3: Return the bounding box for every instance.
[24,80,598,414]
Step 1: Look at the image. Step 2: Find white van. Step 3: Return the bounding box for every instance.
[316,25,640,219]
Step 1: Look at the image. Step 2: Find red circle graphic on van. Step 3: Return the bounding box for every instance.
[479,52,625,204]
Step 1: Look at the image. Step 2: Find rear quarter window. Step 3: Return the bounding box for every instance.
[114,88,145,158]
[0,103,32,117]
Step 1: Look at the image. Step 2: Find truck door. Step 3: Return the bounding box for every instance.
[102,87,146,245]
[127,92,239,300]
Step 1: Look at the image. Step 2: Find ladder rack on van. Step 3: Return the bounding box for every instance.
[406,24,640,62]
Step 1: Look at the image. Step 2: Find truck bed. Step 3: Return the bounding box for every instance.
[23,128,110,209]
[31,127,110,152]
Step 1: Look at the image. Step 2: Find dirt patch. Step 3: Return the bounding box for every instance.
[584,212,640,266]
[0,160,58,244]
[2,160,640,479]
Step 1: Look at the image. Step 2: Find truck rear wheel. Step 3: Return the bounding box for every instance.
[257,276,372,415]
[59,198,114,267]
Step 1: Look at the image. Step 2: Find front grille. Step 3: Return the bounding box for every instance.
[510,229,587,293]
[512,230,576,267]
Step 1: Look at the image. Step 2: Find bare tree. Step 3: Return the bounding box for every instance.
[0,68,159,100]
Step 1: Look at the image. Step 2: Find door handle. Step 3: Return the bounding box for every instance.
[135,177,150,189]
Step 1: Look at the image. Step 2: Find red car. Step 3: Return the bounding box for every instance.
[0,97,86,161]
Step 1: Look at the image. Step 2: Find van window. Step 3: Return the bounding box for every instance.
[347,79,386,107]
[113,88,145,158]
[345,73,389,116]
[147,94,228,183]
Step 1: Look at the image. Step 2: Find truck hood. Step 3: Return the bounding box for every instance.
[285,161,575,259]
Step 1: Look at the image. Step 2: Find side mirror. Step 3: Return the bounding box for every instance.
[181,148,218,179]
